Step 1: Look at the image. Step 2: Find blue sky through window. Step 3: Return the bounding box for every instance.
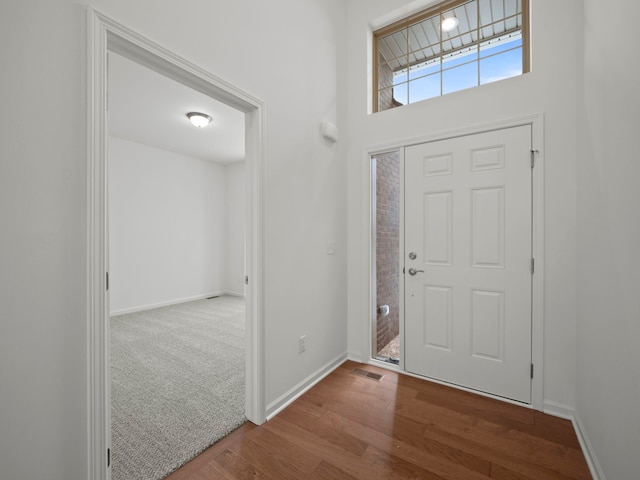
[393,38,523,105]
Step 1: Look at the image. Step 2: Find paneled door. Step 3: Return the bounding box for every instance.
[404,125,532,403]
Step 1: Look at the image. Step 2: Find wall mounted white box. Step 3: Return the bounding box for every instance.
[320,121,339,143]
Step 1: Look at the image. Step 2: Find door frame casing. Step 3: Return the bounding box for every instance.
[87,8,266,479]
[364,114,544,410]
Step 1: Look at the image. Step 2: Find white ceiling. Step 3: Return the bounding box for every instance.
[108,52,245,164]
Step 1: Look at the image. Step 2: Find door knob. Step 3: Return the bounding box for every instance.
[408,268,424,276]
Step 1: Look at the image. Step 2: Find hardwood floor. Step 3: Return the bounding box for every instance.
[165,361,591,479]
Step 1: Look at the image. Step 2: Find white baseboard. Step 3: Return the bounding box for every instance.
[223,290,245,297]
[543,400,575,421]
[573,411,605,480]
[347,351,363,363]
[542,401,604,480]
[110,291,226,316]
[266,353,347,420]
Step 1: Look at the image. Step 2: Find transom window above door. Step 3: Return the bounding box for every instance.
[373,0,530,112]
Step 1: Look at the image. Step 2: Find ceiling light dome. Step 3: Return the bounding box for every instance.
[187,112,212,128]
[441,15,459,32]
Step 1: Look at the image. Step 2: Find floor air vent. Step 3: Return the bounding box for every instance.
[352,368,384,382]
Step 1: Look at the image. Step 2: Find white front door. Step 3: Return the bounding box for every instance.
[404,125,532,403]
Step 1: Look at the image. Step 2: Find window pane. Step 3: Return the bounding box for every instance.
[393,82,409,106]
[378,62,396,90]
[479,0,521,26]
[441,1,477,51]
[442,61,478,94]
[409,73,441,103]
[479,0,496,27]
[479,47,522,85]
[443,48,478,69]
[379,30,408,62]
[504,0,522,17]
[409,60,440,81]
[458,0,478,30]
[480,37,522,58]
[409,44,441,70]
[377,87,395,112]
[479,0,521,35]
[409,17,440,53]
[504,13,521,31]
[393,69,408,86]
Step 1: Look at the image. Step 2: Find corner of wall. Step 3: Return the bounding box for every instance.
[543,401,605,480]
[572,410,606,480]
[266,353,347,420]
[347,351,364,363]
[543,400,574,421]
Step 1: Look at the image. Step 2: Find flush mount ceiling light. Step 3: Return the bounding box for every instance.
[186,112,212,128]
[441,15,459,32]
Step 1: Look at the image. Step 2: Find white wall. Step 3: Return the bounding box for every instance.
[0,1,347,479]
[346,0,580,411]
[225,162,246,297]
[576,0,640,478]
[109,137,239,314]
[0,3,88,480]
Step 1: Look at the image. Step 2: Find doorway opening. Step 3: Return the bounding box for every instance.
[88,9,265,480]
[107,50,248,479]
[372,150,401,365]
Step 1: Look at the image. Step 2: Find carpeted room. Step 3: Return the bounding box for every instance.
[110,296,245,480]
[107,51,248,480]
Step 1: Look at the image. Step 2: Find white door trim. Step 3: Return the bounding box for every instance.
[364,114,544,410]
[87,8,266,480]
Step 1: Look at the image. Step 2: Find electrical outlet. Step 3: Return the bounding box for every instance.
[299,335,306,353]
[327,241,336,255]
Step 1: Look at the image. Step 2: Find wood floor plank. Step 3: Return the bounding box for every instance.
[226,424,322,480]
[276,404,368,457]
[166,461,231,480]
[390,395,590,478]
[360,445,447,480]
[414,382,536,425]
[308,460,359,480]
[266,413,445,480]
[262,414,365,466]
[414,386,581,450]
[212,449,273,480]
[165,423,256,480]
[532,411,583,449]
[489,462,546,480]
[161,361,592,480]
[420,421,587,480]
[298,387,427,441]
[260,416,385,480]
[323,363,420,402]
[320,409,493,479]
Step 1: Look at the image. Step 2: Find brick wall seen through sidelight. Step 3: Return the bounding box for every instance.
[378,52,395,112]
[375,151,400,356]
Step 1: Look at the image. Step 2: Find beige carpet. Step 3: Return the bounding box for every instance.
[110,295,246,480]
